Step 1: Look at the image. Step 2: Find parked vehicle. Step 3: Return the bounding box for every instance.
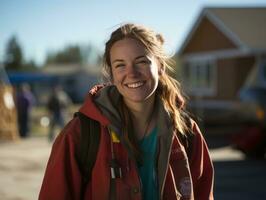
[230,86,266,158]
[239,86,266,124]
[232,59,266,158]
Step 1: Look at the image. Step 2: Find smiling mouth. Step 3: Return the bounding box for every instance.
[125,81,145,88]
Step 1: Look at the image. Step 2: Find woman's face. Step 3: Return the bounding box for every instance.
[110,38,161,106]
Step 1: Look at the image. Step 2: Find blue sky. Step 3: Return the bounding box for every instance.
[1,0,266,65]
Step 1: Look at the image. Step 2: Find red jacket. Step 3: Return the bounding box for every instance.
[39,85,214,200]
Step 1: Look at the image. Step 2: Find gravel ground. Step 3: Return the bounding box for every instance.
[0,137,51,200]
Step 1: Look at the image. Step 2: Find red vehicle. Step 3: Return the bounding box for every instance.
[232,85,266,159]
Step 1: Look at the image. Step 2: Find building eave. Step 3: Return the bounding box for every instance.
[181,48,266,62]
[178,7,249,56]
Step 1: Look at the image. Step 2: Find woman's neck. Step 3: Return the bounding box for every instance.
[124,94,155,120]
[124,94,156,139]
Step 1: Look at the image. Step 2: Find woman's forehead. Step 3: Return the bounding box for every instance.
[110,38,151,60]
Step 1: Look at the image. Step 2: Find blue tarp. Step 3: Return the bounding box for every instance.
[7,72,58,84]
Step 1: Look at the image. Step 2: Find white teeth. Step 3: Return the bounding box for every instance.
[127,82,144,88]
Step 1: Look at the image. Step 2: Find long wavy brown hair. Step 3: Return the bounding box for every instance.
[102,23,189,160]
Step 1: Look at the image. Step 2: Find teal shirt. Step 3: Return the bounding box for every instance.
[137,127,159,200]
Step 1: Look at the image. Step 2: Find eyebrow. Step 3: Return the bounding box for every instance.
[112,59,124,64]
[135,55,147,60]
[112,55,147,64]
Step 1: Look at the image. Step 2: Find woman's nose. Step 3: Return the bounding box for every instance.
[126,64,140,77]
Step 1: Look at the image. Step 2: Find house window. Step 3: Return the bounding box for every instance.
[184,60,216,96]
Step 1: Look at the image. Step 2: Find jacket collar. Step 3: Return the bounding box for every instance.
[79,84,110,127]
[93,85,123,135]
[155,98,175,198]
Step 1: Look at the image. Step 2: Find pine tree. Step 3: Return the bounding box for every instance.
[4,35,24,70]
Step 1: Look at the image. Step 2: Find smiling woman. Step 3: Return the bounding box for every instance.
[39,23,214,200]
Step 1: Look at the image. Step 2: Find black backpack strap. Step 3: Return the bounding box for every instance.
[74,112,101,200]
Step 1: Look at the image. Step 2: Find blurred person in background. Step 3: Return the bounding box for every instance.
[16,83,35,138]
[40,23,214,200]
[46,84,71,142]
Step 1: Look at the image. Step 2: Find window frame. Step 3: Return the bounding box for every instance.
[183,59,217,96]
